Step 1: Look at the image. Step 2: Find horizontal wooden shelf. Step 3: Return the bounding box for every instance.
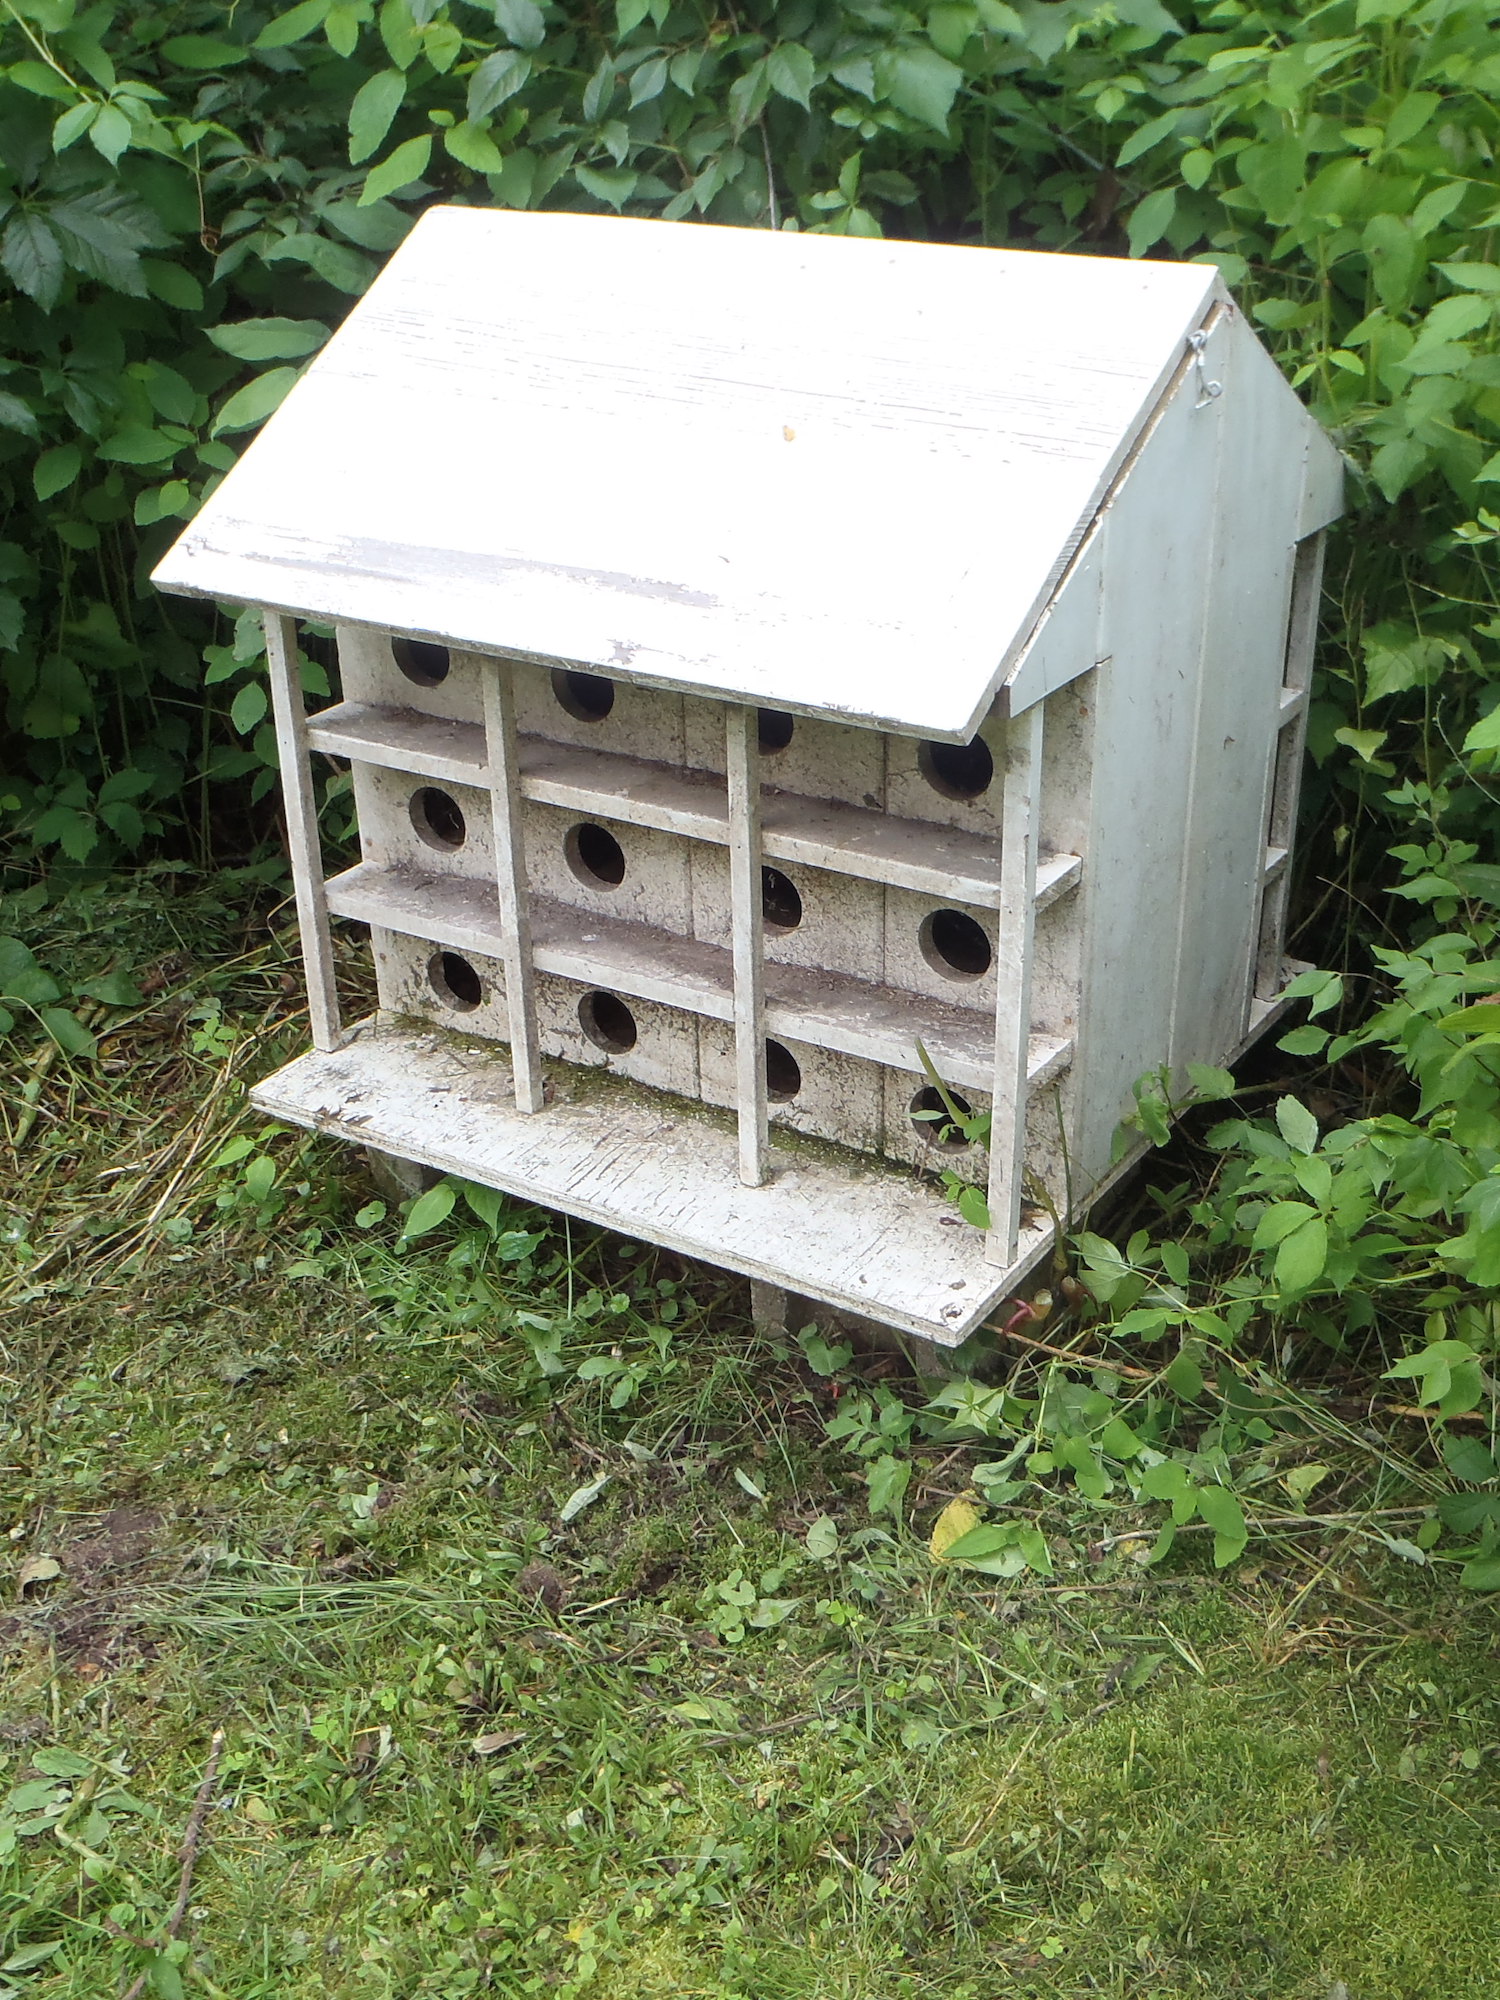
[304,702,1081,911]
[326,860,1072,1095]
[253,1022,1056,1346]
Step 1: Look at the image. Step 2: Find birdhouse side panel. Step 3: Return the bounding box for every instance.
[1168,308,1312,1074]
[1068,363,1225,1191]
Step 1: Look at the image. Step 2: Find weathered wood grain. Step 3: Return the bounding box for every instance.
[155,208,1228,742]
[264,613,341,1050]
[251,1020,1053,1344]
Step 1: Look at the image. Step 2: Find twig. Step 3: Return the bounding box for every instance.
[1094,1506,1431,1552]
[991,1321,1155,1381]
[121,1728,225,2000]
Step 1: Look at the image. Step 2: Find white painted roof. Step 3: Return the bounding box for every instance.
[155,208,1223,739]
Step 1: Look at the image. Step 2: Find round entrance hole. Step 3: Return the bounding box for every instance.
[409,786,466,850]
[565,821,626,888]
[909,1085,973,1149]
[552,668,615,721]
[765,1039,801,1101]
[918,735,994,802]
[392,636,450,687]
[920,907,993,980]
[579,989,637,1054]
[428,950,482,1012]
[762,865,802,932]
[758,708,795,753]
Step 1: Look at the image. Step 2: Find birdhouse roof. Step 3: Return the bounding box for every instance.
[156,208,1238,740]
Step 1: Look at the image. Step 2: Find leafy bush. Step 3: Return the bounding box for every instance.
[1,0,1498,878]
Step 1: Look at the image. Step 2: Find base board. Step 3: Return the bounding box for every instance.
[251,1018,1048,1345]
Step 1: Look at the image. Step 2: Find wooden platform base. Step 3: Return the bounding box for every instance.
[251,1018,1052,1345]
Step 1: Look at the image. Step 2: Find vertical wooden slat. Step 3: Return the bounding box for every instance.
[264,611,341,1052]
[480,654,545,1113]
[1255,531,1326,998]
[725,703,768,1187]
[984,701,1044,1267]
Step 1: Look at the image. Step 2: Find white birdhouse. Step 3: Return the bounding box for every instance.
[154,208,1342,1350]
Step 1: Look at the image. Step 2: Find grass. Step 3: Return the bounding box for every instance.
[1,881,1498,1998]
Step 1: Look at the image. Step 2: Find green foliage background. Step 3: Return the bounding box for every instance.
[2,0,1500,876]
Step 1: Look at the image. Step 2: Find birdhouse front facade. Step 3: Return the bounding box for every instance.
[155,209,1342,1349]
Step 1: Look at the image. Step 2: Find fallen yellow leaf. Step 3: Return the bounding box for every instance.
[930,1498,982,1562]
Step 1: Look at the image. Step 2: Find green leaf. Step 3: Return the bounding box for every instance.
[468,49,532,121]
[865,1453,911,1520]
[1462,709,1500,757]
[956,1182,991,1229]
[32,444,81,504]
[1163,1352,1203,1401]
[53,100,98,153]
[212,367,301,437]
[100,423,175,465]
[575,166,637,210]
[229,681,268,734]
[494,0,546,48]
[1274,1096,1319,1155]
[318,0,356,53]
[444,122,506,174]
[0,390,39,438]
[160,34,252,66]
[1127,187,1176,259]
[256,0,332,48]
[1186,1063,1236,1101]
[141,258,204,310]
[77,971,144,1007]
[0,938,61,1005]
[883,46,963,132]
[1460,1555,1500,1591]
[401,1180,456,1239]
[559,1473,610,1523]
[1117,108,1182,168]
[1194,1484,1247,1567]
[1253,1200,1317,1249]
[263,234,376,294]
[32,1746,92,1777]
[88,103,133,166]
[1443,1434,1498,1483]
[208,318,329,361]
[40,1007,97,1057]
[2,213,66,309]
[1275,1216,1328,1293]
[629,56,667,106]
[359,134,432,205]
[1436,262,1500,294]
[2,1942,63,1974]
[8,60,75,101]
[766,43,816,110]
[348,70,406,164]
[1363,624,1455,702]
[1278,1025,1330,1056]
[147,1952,186,2000]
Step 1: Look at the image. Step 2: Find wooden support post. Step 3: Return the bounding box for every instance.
[480,654,545,1113]
[264,611,341,1052]
[726,703,768,1187]
[985,701,1044,1267]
